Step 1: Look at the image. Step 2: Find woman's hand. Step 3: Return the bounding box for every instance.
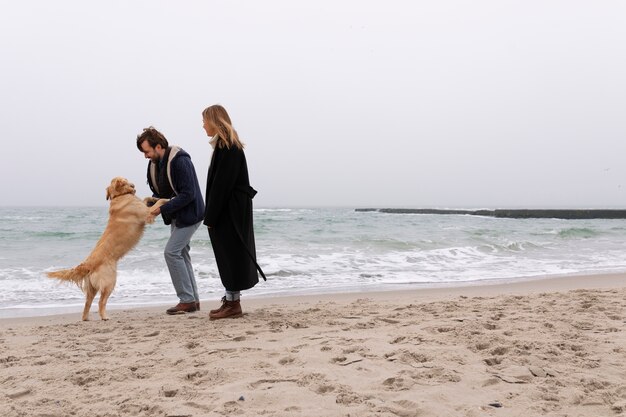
[150,206,161,216]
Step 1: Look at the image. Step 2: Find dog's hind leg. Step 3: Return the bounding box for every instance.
[98,264,117,321]
[98,287,112,321]
[82,282,96,321]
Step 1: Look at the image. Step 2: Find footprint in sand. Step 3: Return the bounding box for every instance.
[484,357,503,366]
[285,406,301,412]
[185,370,208,382]
[483,322,498,330]
[384,349,432,367]
[289,343,308,353]
[335,391,365,405]
[382,377,411,391]
[68,368,101,386]
[253,361,272,369]
[390,336,406,344]
[490,346,510,356]
[474,341,491,351]
[315,384,335,394]
[407,367,461,384]
[1,355,20,365]
[278,356,295,365]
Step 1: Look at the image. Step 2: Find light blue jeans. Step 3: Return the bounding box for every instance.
[164,220,202,303]
[225,291,240,301]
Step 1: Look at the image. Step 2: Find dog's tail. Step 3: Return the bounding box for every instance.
[47,263,91,291]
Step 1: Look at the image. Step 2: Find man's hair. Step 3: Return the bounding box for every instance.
[136,126,168,151]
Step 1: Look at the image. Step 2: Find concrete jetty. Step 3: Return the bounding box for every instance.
[355,208,626,219]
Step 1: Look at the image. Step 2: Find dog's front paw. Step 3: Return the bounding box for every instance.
[143,197,158,207]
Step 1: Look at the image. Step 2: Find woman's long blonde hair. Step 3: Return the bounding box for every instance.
[202,105,245,150]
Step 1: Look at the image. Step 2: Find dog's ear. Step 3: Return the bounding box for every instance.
[113,177,123,191]
[107,177,123,200]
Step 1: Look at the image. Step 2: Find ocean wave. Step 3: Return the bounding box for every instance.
[266,269,310,278]
[477,241,543,253]
[255,208,294,212]
[0,216,47,221]
[31,231,80,239]
[557,228,602,239]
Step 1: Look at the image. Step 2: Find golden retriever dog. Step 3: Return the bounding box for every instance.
[47,177,167,321]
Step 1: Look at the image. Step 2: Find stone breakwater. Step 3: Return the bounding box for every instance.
[356,208,626,219]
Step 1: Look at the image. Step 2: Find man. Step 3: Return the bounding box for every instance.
[136,126,205,315]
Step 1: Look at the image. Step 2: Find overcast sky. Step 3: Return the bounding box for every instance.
[1,1,625,208]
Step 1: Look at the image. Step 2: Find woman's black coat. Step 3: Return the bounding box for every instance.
[204,145,265,291]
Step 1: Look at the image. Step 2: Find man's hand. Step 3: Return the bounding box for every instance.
[145,198,168,224]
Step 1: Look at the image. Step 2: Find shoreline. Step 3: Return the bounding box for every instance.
[2,271,624,325]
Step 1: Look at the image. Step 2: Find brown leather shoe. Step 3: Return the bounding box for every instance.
[166,302,197,315]
[209,299,243,320]
[196,301,201,311]
[209,297,227,314]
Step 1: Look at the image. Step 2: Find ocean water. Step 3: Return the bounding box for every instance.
[2,206,626,318]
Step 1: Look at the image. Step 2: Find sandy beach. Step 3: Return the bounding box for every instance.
[1,273,625,417]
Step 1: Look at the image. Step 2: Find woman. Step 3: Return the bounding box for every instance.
[202,104,266,320]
